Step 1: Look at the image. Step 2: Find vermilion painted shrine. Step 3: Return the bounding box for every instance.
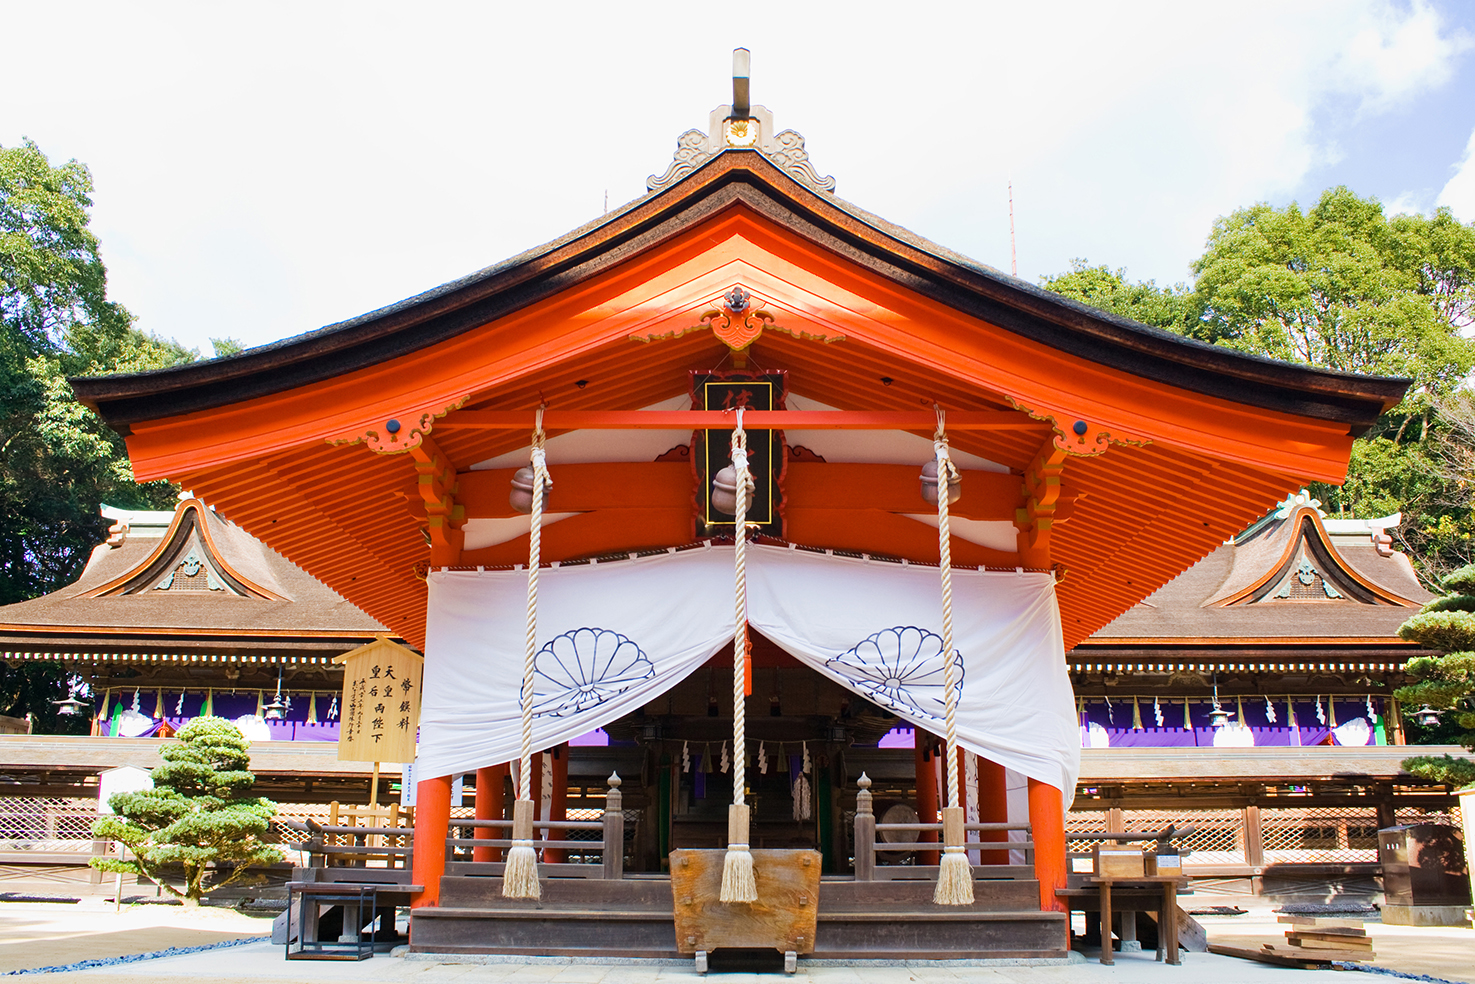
[71,59,1411,960]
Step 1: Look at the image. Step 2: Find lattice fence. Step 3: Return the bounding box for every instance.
[1065,811,1109,853]
[1261,805,1381,863]
[1123,808,1245,864]
[0,796,100,851]
[1396,805,1464,829]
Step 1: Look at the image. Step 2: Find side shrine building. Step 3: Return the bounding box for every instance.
[67,61,1420,959]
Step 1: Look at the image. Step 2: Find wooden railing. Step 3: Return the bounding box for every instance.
[852,772,1035,881]
[288,819,414,869]
[443,772,626,880]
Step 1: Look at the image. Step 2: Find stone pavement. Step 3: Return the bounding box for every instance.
[2,897,1471,984]
[17,941,1358,984]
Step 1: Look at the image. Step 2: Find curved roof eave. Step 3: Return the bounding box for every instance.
[71,150,1410,433]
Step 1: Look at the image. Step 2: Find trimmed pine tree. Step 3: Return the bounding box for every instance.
[90,716,283,904]
[1395,565,1475,789]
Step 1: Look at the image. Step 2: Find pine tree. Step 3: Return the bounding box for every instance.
[90,717,283,904]
[1395,564,1475,789]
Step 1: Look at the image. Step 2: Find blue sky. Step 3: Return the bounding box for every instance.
[3,1,1474,354]
[1291,3,1475,226]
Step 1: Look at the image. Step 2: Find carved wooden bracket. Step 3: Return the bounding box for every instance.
[327,395,470,454]
[408,435,465,565]
[630,286,844,364]
[1016,440,1069,568]
[1004,397,1149,457]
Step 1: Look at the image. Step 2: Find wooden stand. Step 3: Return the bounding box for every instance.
[670,849,821,975]
[1083,875,1187,966]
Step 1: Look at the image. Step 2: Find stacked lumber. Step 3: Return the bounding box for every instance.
[1274,915,1375,962]
[1208,915,1375,968]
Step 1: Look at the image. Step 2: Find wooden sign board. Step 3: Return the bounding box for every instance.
[691,371,787,540]
[333,637,423,763]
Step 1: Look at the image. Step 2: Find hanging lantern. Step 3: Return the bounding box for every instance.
[711,464,753,517]
[263,666,288,721]
[919,459,961,505]
[1208,670,1233,728]
[509,465,550,515]
[52,695,89,717]
[1412,705,1442,728]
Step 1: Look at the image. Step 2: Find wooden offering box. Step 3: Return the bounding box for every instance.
[671,849,821,970]
[1093,844,1145,878]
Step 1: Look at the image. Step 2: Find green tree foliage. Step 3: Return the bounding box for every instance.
[1038,260,1203,337]
[1396,565,1475,785]
[1,139,194,731]
[1042,188,1475,585]
[1192,189,1475,403]
[89,717,283,903]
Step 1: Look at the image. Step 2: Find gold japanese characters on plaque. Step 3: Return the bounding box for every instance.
[334,637,423,763]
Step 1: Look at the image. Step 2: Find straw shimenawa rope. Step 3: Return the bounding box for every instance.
[504,407,549,900]
[720,407,759,904]
[932,406,974,906]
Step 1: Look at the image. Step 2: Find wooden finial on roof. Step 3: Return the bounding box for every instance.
[732,48,751,119]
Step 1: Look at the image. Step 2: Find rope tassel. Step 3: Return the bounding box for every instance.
[720,408,758,904]
[505,408,551,901]
[931,407,973,906]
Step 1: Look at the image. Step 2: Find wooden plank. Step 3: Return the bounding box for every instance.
[1207,943,1326,968]
[1292,932,1368,944]
[1276,916,1367,932]
[670,849,821,956]
[439,410,1048,432]
[1264,943,1375,962]
[1285,935,1374,951]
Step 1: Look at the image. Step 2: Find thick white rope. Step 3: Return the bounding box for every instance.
[720,408,758,903]
[520,407,549,803]
[504,408,550,898]
[731,407,754,810]
[933,405,972,905]
[934,407,961,810]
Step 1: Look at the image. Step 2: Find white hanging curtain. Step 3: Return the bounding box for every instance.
[418,544,1079,798]
[745,545,1080,797]
[417,547,737,780]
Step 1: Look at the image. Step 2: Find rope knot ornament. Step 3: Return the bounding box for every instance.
[505,407,551,900]
[931,406,974,906]
[720,407,759,904]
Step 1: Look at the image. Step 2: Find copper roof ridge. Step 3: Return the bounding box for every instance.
[71,152,1408,433]
[78,498,288,601]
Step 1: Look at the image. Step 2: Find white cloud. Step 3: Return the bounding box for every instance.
[1384,191,1427,217]
[0,1,1469,352]
[1336,0,1470,113]
[1437,126,1475,222]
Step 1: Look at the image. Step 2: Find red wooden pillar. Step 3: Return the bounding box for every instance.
[976,754,1010,866]
[411,774,453,909]
[544,744,570,863]
[913,732,941,866]
[473,764,508,863]
[1028,778,1068,921]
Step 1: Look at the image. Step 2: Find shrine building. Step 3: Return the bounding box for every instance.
[68,56,1413,959]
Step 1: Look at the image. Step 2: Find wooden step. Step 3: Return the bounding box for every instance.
[436,875,669,908]
[410,897,1067,960]
[820,878,1041,912]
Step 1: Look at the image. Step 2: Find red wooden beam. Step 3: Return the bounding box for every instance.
[438,409,1049,431]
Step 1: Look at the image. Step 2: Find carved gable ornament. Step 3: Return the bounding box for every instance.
[648,50,835,196]
[630,286,844,363]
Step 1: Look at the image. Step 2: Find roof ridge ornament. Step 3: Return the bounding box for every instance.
[1275,489,1325,520]
[647,48,836,196]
